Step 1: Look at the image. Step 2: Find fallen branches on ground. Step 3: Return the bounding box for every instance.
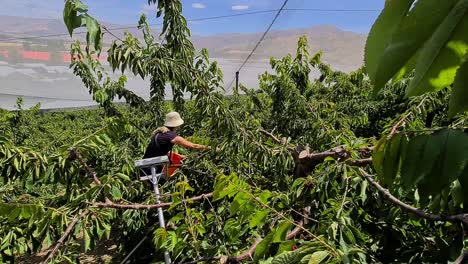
[41,210,89,264]
[183,208,310,264]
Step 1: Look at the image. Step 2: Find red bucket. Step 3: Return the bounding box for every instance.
[163,152,183,177]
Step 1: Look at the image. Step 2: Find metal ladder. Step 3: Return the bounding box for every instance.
[134,156,172,264]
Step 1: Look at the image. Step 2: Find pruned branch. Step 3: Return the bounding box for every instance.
[93,192,213,210]
[69,148,101,185]
[41,210,89,264]
[360,169,468,226]
[259,129,373,178]
[183,208,309,264]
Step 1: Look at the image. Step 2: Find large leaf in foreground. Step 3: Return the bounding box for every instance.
[372,0,457,92]
[449,53,468,117]
[365,0,414,81]
[406,1,468,96]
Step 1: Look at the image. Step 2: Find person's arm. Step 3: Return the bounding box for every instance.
[171,136,210,150]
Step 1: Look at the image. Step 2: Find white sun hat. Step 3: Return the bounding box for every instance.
[164,111,184,127]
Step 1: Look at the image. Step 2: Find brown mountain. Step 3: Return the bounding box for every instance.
[0,15,366,70]
[192,25,366,70]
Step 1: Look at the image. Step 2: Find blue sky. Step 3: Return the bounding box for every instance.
[1,0,384,35]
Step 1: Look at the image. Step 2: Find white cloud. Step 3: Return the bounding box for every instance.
[192,3,206,9]
[232,5,249,11]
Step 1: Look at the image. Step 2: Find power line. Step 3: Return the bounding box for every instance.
[283,8,381,12]
[227,0,290,89]
[0,8,382,43]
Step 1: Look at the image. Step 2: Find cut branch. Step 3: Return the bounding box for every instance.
[182,208,309,264]
[360,169,468,226]
[260,129,373,178]
[93,192,213,210]
[69,148,101,185]
[41,210,89,264]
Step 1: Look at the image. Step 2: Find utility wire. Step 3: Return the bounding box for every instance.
[0,8,381,43]
[283,8,381,12]
[227,0,290,89]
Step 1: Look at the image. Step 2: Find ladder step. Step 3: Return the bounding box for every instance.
[139,173,165,181]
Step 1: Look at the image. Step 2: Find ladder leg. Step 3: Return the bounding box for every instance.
[151,166,172,264]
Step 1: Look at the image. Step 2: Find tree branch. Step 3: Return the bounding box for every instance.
[182,208,309,264]
[360,169,468,226]
[258,129,295,152]
[92,193,213,210]
[41,210,89,264]
[260,130,373,178]
[69,148,101,185]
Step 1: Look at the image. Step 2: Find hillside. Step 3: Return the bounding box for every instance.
[0,15,366,69]
[0,15,366,109]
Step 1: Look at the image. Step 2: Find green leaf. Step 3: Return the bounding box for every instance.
[111,185,122,200]
[73,0,88,12]
[84,15,102,51]
[83,228,91,251]
[276,241,297,255]
[452,180,464,206]
[381,134,407,187]
[308,251,329,264]
[273,221,292,243]
[365,0,414,81]
[63,0,86,36]
[254,233,275,262]
[153,228,168,249]
[401,134,440,191]
[360,180,368,203]
[249,209,270,228]
[407,0,468,96]
[392,51,419,83]
[457,164,468,207]
[449,53,468,117]
[272,250,299,264]
[372,136,387,176]
[229,192,250,216]
[115,173,131,182]
[373,0,457,90]
[419,129,468,194]
[259,190,272,203]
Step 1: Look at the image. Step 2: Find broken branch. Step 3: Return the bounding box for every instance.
[182,208,309,264]
[69,148,101,185]
[41,210,89,264]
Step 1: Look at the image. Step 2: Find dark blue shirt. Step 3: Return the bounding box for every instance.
[143,131,177,158]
